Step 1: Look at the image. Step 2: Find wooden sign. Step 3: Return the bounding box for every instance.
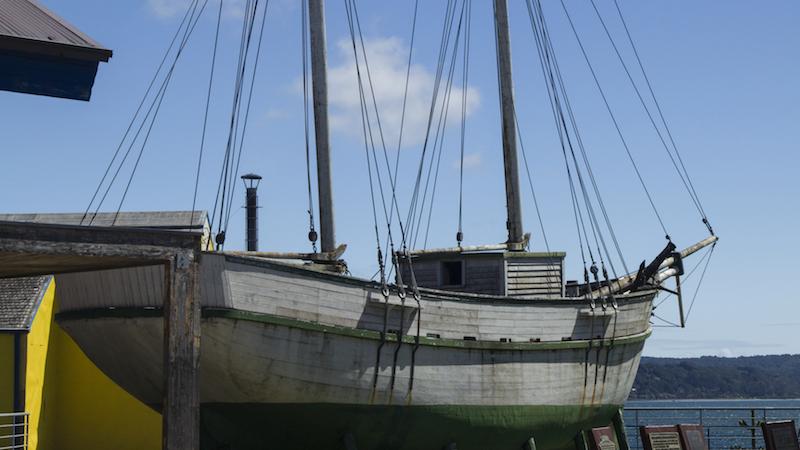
[589,426,619,450]
[677,424,708,450]
[640,426,683,450]
[762,420,800,450]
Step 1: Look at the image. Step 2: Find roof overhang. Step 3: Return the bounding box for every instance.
[0,221,201,279]
[0,0,112,100]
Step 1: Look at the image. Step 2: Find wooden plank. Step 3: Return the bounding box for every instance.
[162,253,201,450]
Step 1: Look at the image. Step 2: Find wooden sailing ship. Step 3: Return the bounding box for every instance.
[41,1,718,449]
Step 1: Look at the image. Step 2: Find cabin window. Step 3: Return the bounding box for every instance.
[440,261,464,286]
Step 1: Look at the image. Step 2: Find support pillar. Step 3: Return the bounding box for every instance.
[308,0,336,254]
[493,0,525,248]
[162,251,201,450]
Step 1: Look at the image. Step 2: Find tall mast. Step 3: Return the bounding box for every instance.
[308,0,336,253]
[493,0,525,248]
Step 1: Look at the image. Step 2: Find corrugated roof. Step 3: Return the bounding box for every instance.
[0,0,111,61]
[0,275,49,331]
[0,211,209,232]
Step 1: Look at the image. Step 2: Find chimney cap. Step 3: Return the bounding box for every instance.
[241,173,262,189]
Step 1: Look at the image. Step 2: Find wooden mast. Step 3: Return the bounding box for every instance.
[308,0,336,253]
[493,0,525,249]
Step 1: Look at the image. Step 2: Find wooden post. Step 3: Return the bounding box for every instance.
[493,0,524,248]
[308,0,336,254]
[162,251,201,450]
[676,274,686,328]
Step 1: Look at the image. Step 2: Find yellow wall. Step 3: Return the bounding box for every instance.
[25,278,161,450]
[0,334,12,412]
[24,279,54,450]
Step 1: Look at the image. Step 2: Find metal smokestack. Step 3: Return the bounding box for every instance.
[241,173,262,251]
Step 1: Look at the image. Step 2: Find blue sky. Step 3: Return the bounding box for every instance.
[2,0,798,358]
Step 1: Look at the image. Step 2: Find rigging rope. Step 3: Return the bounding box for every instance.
[192,0,224,233]
[376,0,419,272]
[223,0,270,232]
[209,0,258,246]
[209,0,270,249]
[82,0,201,225]
[525,0,625,281]
[110,0,210,225]
[611,0,713,234]
[684,243,715,322]
[588,0,711,234]
[514,110,551,253]
[456,0,471,247]
[558,0,670,240]
[301,0,318,252]
[415,0,467,249]
[405,0,459,247]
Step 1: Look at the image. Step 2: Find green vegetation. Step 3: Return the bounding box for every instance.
[631,354,800,399]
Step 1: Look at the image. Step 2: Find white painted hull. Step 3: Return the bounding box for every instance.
[55,253,655,448]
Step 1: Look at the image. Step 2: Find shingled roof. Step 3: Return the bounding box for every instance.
[0,276,50,332]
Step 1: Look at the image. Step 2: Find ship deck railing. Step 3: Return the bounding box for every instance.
[0,412,28,450]
[624,406,800,450]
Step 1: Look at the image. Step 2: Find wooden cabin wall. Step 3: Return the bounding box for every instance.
[401,256,505,296]
[505,257,564,299]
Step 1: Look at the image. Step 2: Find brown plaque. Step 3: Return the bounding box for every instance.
[640,426,684,450]
[590,426,619,450]
[677,424,708,450]
[762,420,800,450]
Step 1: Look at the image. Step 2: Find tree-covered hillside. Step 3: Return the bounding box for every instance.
[630,354,800,399]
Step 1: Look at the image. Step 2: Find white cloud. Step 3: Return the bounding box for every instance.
[264,108,290,120]
[451,152,483,170]
[325,37,480,149]
[147,0,246,19]
[147,0,189,18]
[462,152,482,169]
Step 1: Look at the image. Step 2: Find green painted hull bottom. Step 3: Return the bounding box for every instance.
[200,403,622,450]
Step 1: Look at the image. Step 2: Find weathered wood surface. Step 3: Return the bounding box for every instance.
[308,0,336,254]
[224,243,346,261]
[591,235,717,299]
[56,255,228,310]
[0,220,204,450]
[162,255,201,450]
[59,313,647,408]
[493,0,525,247]
[0,220,201,278]
[57,253,653,344]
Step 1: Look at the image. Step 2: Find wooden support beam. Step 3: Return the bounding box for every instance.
[0,220,204,449]
[675,274,686,328]
[308,0,337,254]
[493,0,525,247]
[162,252,201,450]
[612,408,631,450]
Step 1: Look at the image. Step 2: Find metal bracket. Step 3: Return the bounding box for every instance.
[630,241,677,291]
[175,252,191,270]
[669,251,685,276]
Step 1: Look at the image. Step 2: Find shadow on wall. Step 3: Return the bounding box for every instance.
[30,280,162,450]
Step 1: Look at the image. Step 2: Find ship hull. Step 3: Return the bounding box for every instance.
[200,402,621,450]
[54,253,654,449]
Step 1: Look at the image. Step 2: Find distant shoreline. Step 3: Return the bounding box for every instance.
[630,355,800,400]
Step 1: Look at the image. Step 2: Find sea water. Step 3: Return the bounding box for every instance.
[623,399,800,449]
